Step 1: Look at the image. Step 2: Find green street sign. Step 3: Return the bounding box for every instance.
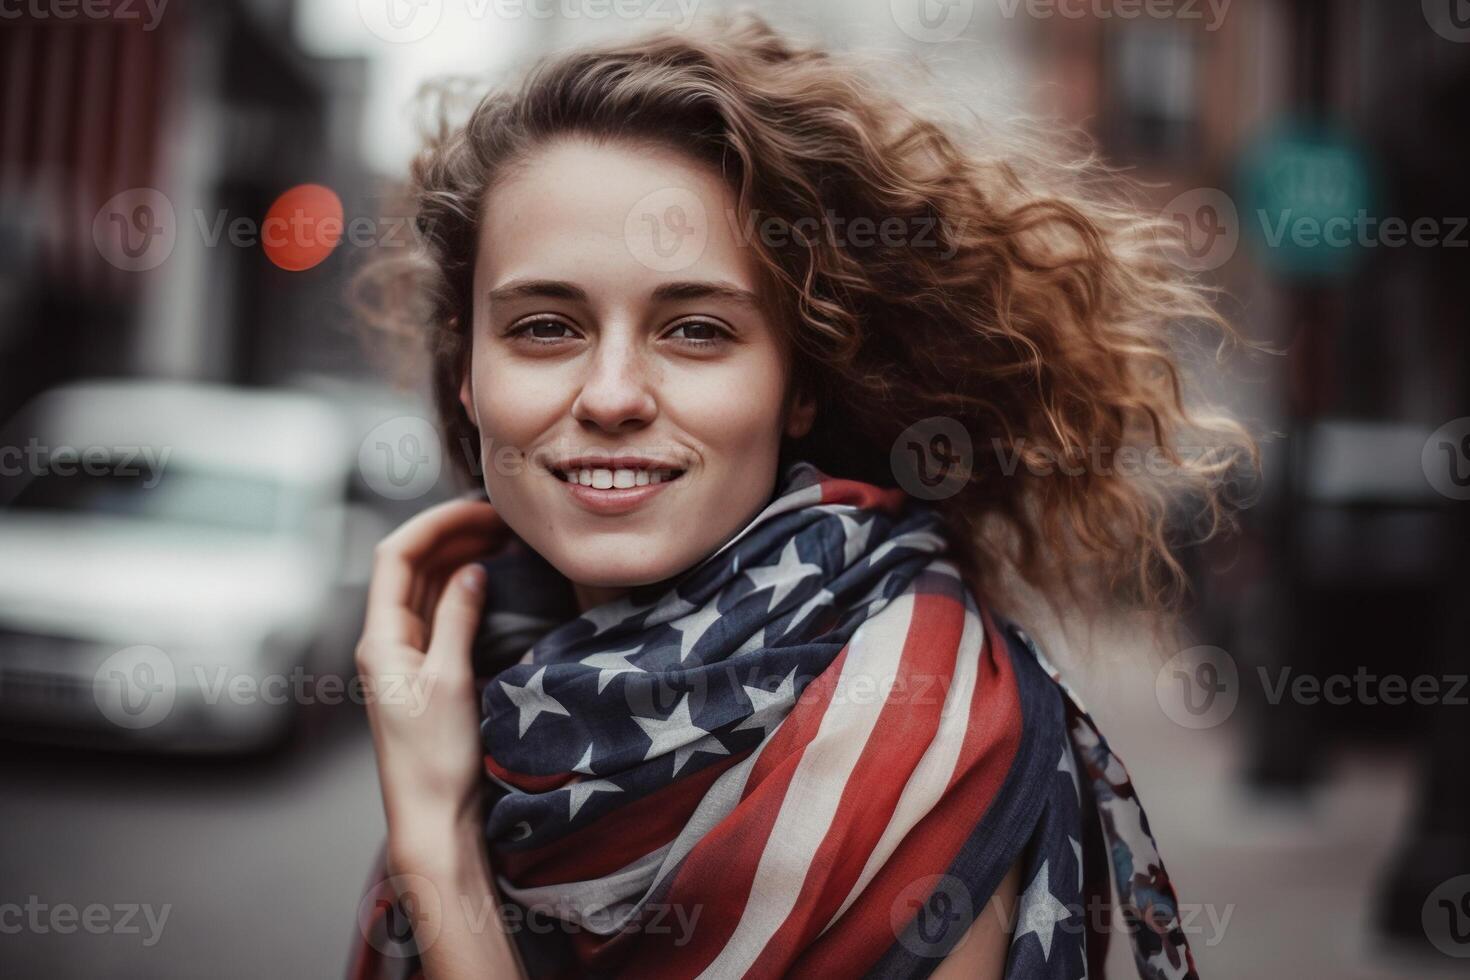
[1236,119,1377,279]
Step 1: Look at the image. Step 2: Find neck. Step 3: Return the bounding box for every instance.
[572,581,631,613]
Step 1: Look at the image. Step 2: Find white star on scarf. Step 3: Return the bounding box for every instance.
[581,646,646,693]
[743,538,822,613]
[732,667,798,736]
[580,594,644,637]
[1015,859,1072,961]
[633,692,729,775]
[670,601,723,663]
[1058,744,1081,804]
[499,665,570,738]
[572,742,596,774]
[566,776,623,819]
[832,511,875,567]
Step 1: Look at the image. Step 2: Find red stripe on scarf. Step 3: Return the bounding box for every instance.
[785,604,1023,977]
[483,754,577,792]
[576,642,856,977]
[816,475,910,515]
[494,747,750,884]
[746,588,967,976]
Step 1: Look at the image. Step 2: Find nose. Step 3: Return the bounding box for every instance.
[569,331,658,433]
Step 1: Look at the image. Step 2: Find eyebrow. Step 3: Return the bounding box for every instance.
[486,279,762,310]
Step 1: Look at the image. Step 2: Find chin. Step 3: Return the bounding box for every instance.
[550,539,685,589]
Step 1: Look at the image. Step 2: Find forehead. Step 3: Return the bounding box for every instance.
[475,137,762,293]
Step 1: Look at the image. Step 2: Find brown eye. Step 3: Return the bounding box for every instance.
[509,317,576,345]
[667,318,733,349]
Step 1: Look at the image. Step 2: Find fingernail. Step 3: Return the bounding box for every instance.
[461,564,487,593]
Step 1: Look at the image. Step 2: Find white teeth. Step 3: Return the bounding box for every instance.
[562,466,681,487]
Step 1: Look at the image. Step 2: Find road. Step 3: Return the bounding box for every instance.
[0,708,385,979]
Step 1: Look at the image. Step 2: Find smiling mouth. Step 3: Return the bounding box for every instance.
[550,466,687,488]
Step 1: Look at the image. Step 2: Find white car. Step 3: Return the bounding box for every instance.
[0,378,386,753]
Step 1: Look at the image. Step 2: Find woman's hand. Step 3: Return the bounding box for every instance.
[355,496,508,872]
[356,497,531,978]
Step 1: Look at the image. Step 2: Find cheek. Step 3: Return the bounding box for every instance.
[471,357,567,449]
[664,354,789,453]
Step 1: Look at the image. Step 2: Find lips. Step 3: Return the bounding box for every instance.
[553,464,684,517]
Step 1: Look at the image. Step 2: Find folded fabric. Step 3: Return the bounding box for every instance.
[347,460,1200,979]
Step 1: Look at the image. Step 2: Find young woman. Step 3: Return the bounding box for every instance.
[346,14,1255,979]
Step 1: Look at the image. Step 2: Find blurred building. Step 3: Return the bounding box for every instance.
[0,0,369,424]
[1019,0,1470,953]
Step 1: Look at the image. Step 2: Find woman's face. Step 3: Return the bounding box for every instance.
[460,138,815,611]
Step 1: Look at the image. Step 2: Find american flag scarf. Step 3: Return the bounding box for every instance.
[348,459,1201,979]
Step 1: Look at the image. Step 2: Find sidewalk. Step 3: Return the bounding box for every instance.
[1049,619,1466,979]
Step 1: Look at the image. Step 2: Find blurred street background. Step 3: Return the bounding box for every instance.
[1,0,1468,976]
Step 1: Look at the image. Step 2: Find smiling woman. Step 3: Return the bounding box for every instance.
[345,11,1257,980]
[459,137,814,614]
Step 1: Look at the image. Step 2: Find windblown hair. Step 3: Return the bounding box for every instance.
[353,13,1261,623]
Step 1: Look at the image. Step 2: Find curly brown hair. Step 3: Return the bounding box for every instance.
[352,12,1262,625]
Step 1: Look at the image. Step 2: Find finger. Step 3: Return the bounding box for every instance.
[424,563,488,678]
[366,499,505,644]
[406,527,513,618]
[394,501,504,623]
[410,528,519,620]
[364,546,430,650]
[380,497,505,565]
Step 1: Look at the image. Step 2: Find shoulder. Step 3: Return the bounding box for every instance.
[929,853,1024,980]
